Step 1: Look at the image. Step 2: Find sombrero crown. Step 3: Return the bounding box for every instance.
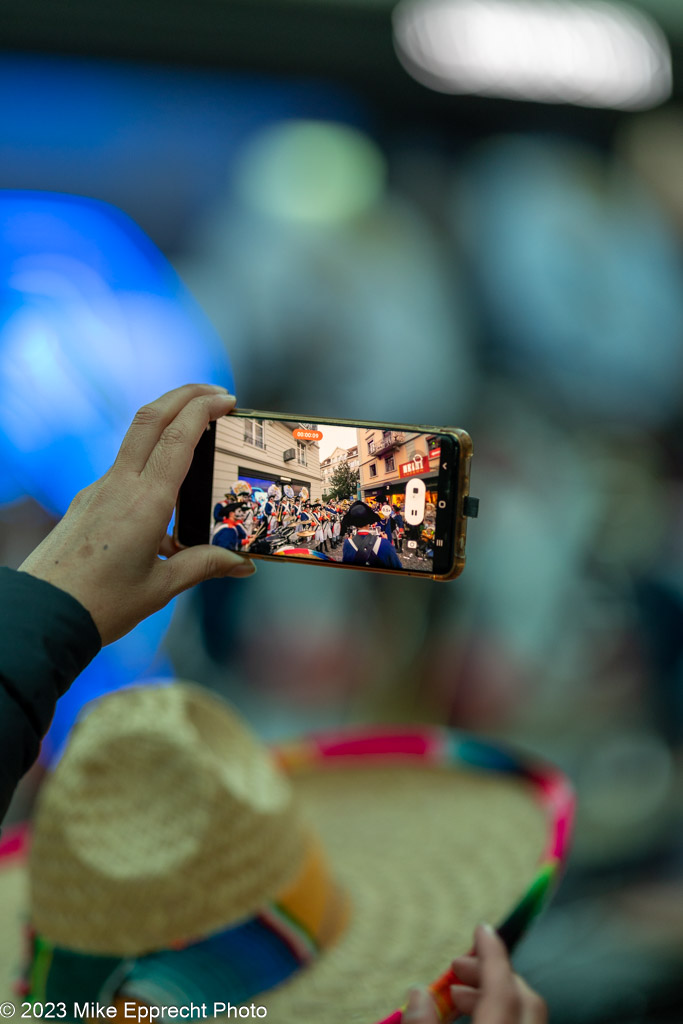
[29,685,313,956]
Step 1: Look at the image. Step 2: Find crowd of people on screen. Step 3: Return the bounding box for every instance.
[211,481,436,569]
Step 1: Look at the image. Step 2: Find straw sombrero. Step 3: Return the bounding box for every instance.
[0,684,574,1023]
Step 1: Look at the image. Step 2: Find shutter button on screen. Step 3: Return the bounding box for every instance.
[404,479,426,524]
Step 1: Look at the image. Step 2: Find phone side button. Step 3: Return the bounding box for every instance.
[463,496,480,518]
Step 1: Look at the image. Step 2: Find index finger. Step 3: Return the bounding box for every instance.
[475,924,518,1017]
[114,383,234,474]
[141,390,235,499]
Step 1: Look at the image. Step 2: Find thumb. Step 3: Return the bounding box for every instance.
[165,544,256,595]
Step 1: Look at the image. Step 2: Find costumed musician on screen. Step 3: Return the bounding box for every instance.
[390,503,405,552]
[278,485,296,529]
[262,484,282,535]
[214,480,256,534]
[313,504,332,553]
[294,487,315,541]
[211,502,258,552]
[340,501,403,569]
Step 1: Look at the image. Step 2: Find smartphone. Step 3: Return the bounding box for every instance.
[175,410,478,580]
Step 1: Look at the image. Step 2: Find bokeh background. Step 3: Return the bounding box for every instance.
[2,1,683,1019]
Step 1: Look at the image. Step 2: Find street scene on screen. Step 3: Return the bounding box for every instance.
[210,417,444,571]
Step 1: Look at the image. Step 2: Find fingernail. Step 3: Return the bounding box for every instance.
[476,922,498,945]
[208,384,231,393]
[403,988,430,1020]
[230,559,256,577]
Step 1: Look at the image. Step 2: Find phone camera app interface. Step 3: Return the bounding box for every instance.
[210,417,446,573]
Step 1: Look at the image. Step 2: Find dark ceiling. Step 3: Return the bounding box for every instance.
[1,0,679,138]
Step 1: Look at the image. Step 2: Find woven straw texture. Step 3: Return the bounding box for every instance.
[253,764,547,1023]
[29,685,308,955]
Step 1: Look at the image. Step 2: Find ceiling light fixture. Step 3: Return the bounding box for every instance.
[393,0,672,110]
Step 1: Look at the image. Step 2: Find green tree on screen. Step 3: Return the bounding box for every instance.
[326,463,360,501]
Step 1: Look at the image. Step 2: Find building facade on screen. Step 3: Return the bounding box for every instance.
[213,416,323,510]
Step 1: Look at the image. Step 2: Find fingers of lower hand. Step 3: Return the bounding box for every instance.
[449,984,478,1016]
[472,926,547,1023]
[474,975,545,1024]
[451,955,480,987]
[476,925,513,989]
[516,980,547,1024]
[401,988,439,1024]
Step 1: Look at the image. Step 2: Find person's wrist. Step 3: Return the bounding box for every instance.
[16,566,103,646]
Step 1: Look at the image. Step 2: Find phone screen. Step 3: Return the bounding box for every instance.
[202,413,460,576]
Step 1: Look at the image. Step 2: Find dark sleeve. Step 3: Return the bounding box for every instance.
[0,567,102,823]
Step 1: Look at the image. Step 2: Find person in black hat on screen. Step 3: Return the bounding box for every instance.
[341,501,403,569]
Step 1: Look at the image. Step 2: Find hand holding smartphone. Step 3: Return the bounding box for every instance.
[175,410,478,580]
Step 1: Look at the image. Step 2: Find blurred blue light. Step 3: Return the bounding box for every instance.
[0,191,233,514]
[0,190,235,755]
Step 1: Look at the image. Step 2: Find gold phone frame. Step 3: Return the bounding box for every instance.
[175,408,474,581]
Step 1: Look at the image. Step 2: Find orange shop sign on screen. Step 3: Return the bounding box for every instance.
[398,453,428,479]
[293,427,323,441]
